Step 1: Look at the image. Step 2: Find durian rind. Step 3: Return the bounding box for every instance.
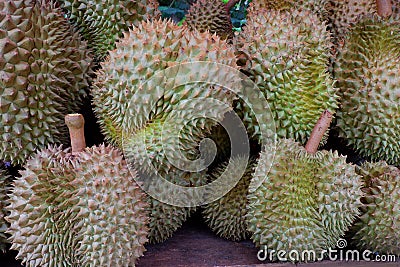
[237,9,337,145]
[6,145,149,267]
[92,19,238,174]
[145,169,205,244]
[247,139,363,261]
[202,155,255,241]
[59,0,161,60]
[335,16,400,165]
[185,0,233,40]
[0,167,12,253]
[352,161,400,256]
[0,0,93,165]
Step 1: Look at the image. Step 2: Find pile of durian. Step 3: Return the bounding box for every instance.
[0,0,399,265]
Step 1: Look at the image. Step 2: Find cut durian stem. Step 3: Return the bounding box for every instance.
[65,114,86,154]
[376,0,393,17]
[305,110,333,154]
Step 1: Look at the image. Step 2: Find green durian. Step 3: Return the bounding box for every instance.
[6,144,149,266]
[202,155,255,241]
[58,0,161,60]
[335,16,400,165]
[326,0,377,45]
[185,0,234,40]
[352,161,400,255]
[237,8,338,144]
[92,19,238,175]
[202,123,231,165]
[247,138,363,261]
[92,19,239,242]
[146,169,205,244]
[0,167,12,253]
[0,0,93,165]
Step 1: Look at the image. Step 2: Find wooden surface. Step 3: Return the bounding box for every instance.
[1,213,399,266]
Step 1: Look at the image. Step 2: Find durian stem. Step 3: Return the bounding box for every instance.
[225,0,240,12]
[305,110,333,154]
[376,0,392,17]
[65,114,86,154]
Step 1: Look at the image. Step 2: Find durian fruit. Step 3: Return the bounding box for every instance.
[334,15,400,165]
[202,123,231,165]
[237,8,337,145]
[352,161,400,255]
[246,0,293,12]
[326,0,377,45]
[247,111,363,261]
[92,19,239,175]
[146,169,204,244]
[58,0,161,60]
[92,19,239,243]
[184,0,236,40]
[0,166,12,253]
[0,0,93,165]
[202,155,255,241]
[246,0,330,19]
[6,114,149,267]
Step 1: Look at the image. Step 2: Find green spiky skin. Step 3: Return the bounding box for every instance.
[58,0,161,61]
[237,9,338,145]
[145,169,205,244]
[0,167,12,253]
[0,0,93,165]
[202,156,255,241]
[185,0,234,40]
[335,16,400,165]
[92,19,238,173]
[92,20,239,243]
[203,124,231,165]
[247,139,363,261]
[326,0,377,45]
[6,145,149,266]
[352,161,400,255]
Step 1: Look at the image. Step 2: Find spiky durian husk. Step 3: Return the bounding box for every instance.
[237,9,337,144]
[335,16,400,165]
[0,0,93,165]
[325,0,377,45]
[185,0,233,40]
[58,0,161,60]
[145,169,205,244]
[246,0,293,12]
[202,156,255,241]
[0,167,12,253]
[246,0,329,20]
[202,123,231,165]
[247,139,363,261]
[352,161,400,255]
[92,19,238,243]
[6,145,149,266]
[92,19,238,173]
